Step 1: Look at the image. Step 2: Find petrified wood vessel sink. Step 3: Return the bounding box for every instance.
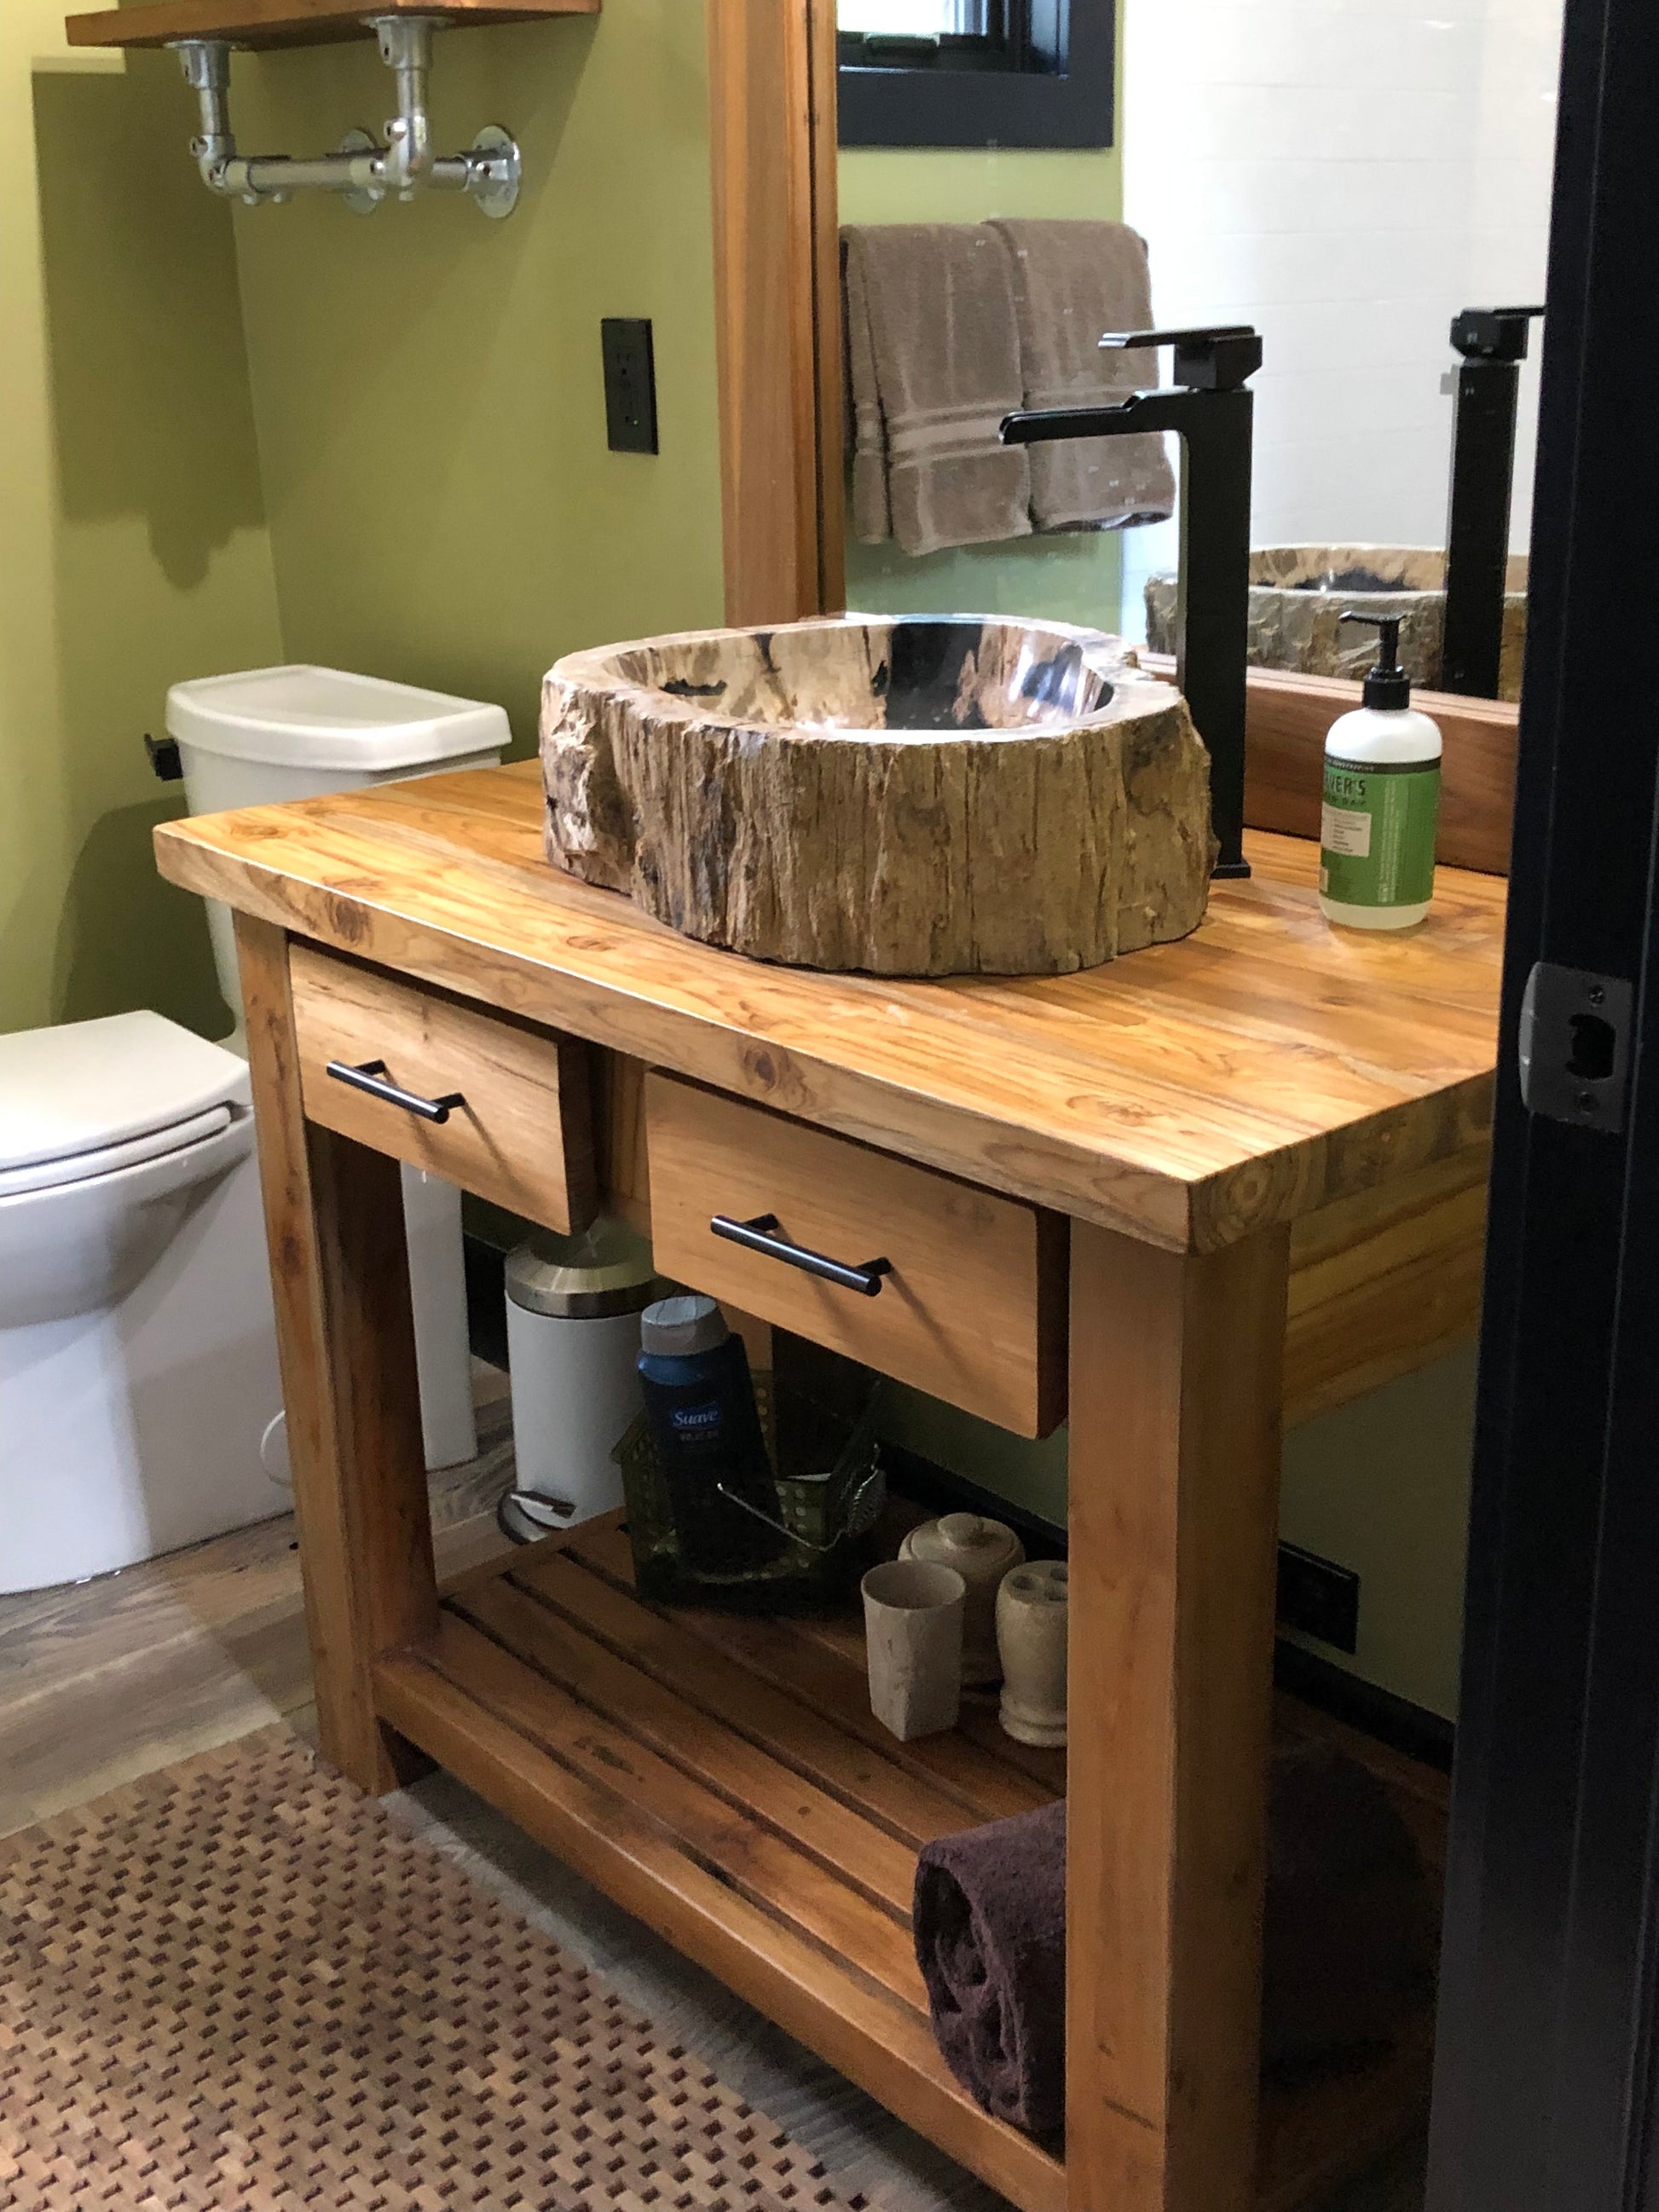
[540,614,1215,977]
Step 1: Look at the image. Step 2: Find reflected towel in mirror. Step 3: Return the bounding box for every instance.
[988,217,1178,533]
[841,222,1033,557]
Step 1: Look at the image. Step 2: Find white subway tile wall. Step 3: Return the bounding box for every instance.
[1120,0,1563,637]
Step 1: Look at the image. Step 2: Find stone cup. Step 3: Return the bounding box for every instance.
[861,1560,967,1742]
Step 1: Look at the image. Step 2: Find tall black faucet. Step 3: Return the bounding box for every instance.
[1441,304,1543,698]
[1001,325,1263,880]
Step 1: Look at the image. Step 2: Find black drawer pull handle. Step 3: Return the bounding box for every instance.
[325,1058,465,1125]
[710,1212,892,1298]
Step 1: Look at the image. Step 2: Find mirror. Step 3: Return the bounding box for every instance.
[833,0,1563,703]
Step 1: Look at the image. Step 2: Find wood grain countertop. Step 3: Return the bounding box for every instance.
[154,759,1506,1253]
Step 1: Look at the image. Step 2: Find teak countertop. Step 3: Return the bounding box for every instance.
[153,759,1506,1253]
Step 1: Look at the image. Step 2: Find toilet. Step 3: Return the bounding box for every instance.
[165,664,510,1473]
[0,1012,285,1595]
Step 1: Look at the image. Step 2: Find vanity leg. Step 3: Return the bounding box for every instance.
[1066,1221,1289,2212]
[235,913,438,1794]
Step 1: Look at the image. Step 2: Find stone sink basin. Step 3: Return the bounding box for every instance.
[1146,544,1529,702]
[540,613,1215,978]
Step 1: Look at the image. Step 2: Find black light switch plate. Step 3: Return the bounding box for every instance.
[1276,1541,1361,1654]
[601,317,658,454]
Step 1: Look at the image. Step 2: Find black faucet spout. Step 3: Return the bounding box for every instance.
[1000,324,1262,881]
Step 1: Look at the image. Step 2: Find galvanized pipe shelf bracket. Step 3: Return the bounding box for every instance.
[172,14,521,217]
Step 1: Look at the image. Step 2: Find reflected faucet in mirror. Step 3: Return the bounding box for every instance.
[1003,324,1263,881]
[1442,305,1544,701]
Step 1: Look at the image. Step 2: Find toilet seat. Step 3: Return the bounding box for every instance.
[0,1104,234,1198]
[0,1011,249,1194]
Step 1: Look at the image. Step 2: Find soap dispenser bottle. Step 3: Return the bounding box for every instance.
[1319,612,1443,930]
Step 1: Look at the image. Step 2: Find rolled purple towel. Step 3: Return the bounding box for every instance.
[913,1743,1435,2136]
[912,1797,1066,2137]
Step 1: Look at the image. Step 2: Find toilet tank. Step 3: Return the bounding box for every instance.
[165,664,510,1030]
[166,663,510,814]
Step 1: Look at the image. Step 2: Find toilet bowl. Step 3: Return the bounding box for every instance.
[0,1012,285,1594]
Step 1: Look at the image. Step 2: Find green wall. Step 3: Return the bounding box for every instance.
[1,18,282,1040]
[227,0,724,754]
[838,140,1131,632]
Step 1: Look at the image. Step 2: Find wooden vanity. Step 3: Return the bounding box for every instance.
[154,760,1505,2212]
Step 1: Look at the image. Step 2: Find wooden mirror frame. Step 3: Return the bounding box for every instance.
[706,0,843,628]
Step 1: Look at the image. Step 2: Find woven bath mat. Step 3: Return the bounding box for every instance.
[0,1726,864,2212]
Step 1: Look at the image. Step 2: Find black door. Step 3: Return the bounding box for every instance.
[1425,0,1659,2204]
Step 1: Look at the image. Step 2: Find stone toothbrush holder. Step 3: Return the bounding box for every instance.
[997,1560,1069,1747]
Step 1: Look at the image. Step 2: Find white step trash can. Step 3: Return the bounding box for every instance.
[500,1219,660,1543]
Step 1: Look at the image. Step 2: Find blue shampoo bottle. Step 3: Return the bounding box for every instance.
[637,1295,787,1573]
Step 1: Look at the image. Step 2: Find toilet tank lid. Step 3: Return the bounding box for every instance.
[0,1014,250,1175]
[165,665,511,771]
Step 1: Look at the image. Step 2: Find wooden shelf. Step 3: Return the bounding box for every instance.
[66,0,598,55]
[379,1516,1442,2212]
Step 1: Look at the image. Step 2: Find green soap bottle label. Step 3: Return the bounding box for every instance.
[1320,755,1440,908]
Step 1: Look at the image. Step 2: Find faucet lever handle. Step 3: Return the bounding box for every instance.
[1449,305,1544,363]
[1100,325,1263,391]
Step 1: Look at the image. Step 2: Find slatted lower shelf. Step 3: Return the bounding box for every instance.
[375,1517,1442,2212]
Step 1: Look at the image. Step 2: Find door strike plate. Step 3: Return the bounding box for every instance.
[1517,962,1633,1133]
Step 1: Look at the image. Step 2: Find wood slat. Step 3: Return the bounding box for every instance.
[566,1522,1054,1822]
[66,0,597,49]
[374,1627,1069,2212]
[512,1542,1016,1844]
[454,1573,919,1917]
[1142,653,1517,877]
[425,1611,922,2006]
[789,1607,1070,1794]
[153,770,1506,1253]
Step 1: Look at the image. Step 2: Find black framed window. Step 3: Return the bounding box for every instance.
[837,0,1114,152]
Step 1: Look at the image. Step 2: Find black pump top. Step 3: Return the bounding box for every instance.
[1338,610,1413,710]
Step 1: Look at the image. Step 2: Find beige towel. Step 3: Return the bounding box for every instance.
[987,218,1177,533]
[841,222,1032,557]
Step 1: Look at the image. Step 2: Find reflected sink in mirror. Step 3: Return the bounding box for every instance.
[540,613,1216,978]
[1146,544,1530,702]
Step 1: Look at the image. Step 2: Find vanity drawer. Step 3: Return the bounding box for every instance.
[290,943,598,1234]
[645,1075,1066,1438]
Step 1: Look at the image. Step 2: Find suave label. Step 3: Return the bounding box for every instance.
[1320,756,1440,908]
